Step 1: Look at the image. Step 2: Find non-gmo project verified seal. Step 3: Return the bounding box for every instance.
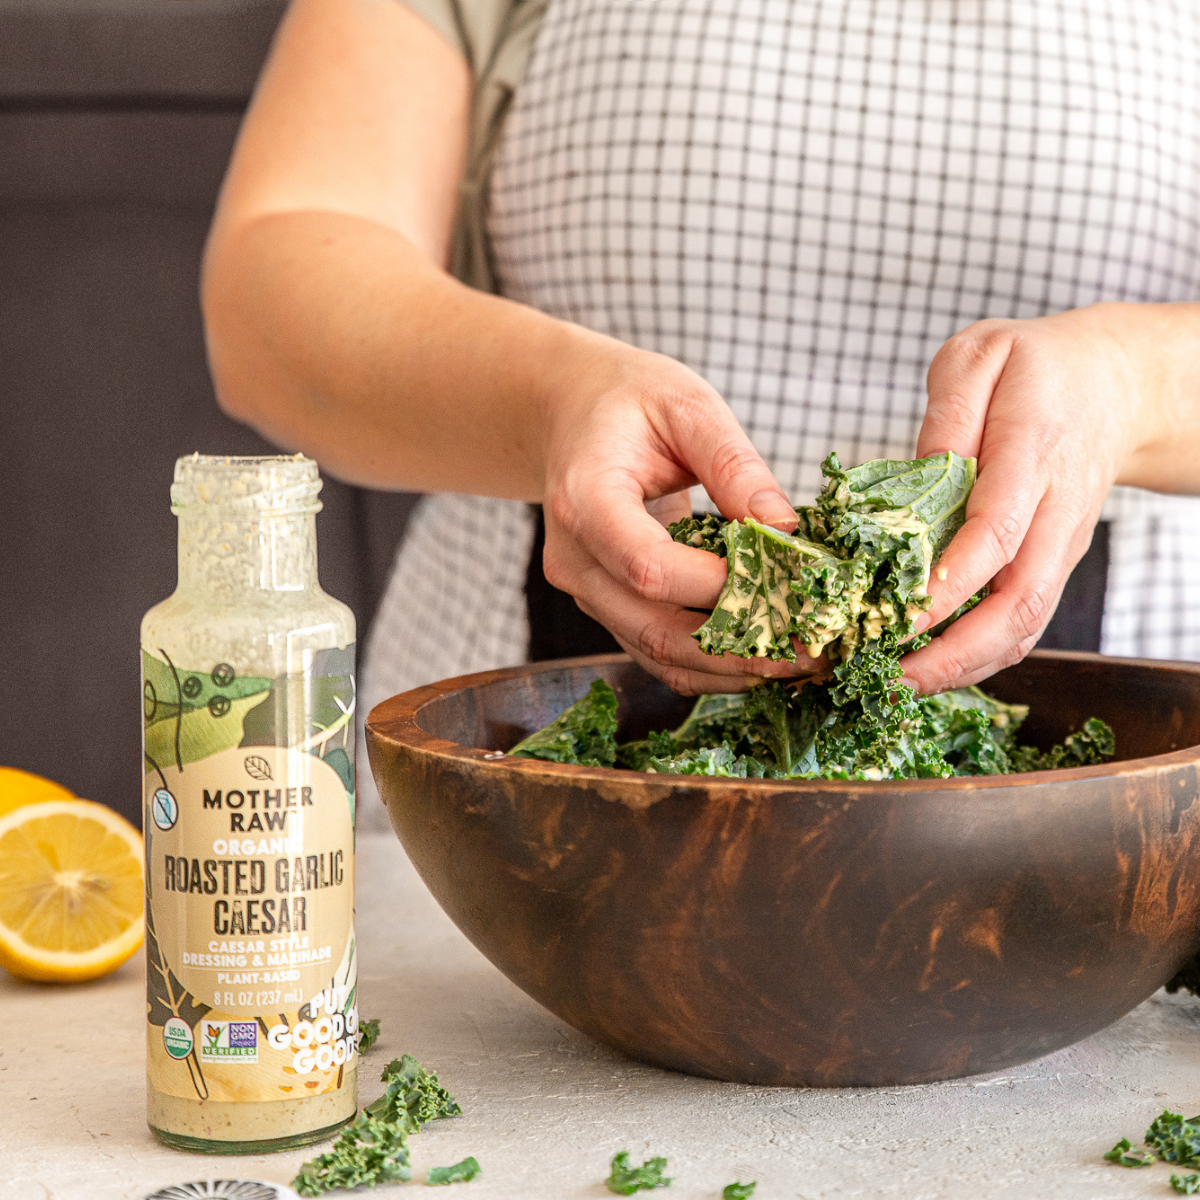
[199,1020,259,1064]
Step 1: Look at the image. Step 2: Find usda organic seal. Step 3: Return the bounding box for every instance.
[162,1017,194,1060]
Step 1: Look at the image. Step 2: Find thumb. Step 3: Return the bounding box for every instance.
[666,395,796,529]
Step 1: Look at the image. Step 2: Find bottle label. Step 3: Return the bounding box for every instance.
[142,647,358,1105]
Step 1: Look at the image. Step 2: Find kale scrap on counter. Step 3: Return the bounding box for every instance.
[510,450,1114,781]
[605,1151,672,1194]
[293,1054,465,1196]
[1103,1110,1200,1193]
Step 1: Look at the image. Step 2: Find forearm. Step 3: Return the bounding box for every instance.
[202,207,608,499]
[1104,301,1200,495]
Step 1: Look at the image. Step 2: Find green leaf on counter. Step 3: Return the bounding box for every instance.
[605,1151,672,1194]
[1146,1111,1200,1167]
[356,1017,381,1055]
[1173,1174,1200,1194]
[293,1114,412,1195]
[723,1183,757,1200]
[293,1054,462,1195]
[366,1054,463,1132]
[426,1157,481,1185]
[1102,1137,1155,1167]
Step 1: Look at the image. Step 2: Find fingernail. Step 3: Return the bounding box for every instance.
[912,613,931,633]
[897,676,921,695]
[747,490,797,529]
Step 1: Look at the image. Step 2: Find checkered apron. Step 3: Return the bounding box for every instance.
[365,0,1200,763]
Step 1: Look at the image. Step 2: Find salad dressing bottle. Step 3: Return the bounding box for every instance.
[142,454,359,1152]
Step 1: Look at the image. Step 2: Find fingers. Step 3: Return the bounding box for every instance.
[901,496,1095,694]
[557,534,809,678]
[645,490,693,529]
[552,468,729,609]
[655,391,797,529]
[545,521,821,692]
[912,434,1045,632]
[611,635,776,696]
[917,321,1014,460]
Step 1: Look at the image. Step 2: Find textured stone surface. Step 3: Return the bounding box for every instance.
[4,832,1200,1199]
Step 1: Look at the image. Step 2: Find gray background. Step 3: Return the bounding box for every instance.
[0,0,417,826]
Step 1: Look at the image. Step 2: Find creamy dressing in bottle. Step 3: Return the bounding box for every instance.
[142,455,358,1152]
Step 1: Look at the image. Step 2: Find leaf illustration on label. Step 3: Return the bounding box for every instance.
[243,754,273,781]
[144,846,211,1099]
[144,691,272,774]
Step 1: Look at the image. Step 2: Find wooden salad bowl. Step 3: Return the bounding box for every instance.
[366,651,1200,1087]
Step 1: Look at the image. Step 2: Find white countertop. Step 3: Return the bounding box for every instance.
[3,831,1199,1200]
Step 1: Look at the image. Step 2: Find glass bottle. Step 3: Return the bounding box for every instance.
[142,454,358,1153]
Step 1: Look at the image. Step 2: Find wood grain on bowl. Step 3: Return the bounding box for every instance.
[366,652,1200,1087]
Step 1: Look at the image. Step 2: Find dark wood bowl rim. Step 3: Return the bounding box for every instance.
[367,650,1200,792]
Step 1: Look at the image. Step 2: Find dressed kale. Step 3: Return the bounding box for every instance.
[675,450,976,662]
[510,450,1114,781]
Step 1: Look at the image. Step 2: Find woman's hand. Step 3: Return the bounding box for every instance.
[538,333,823,695]
[901,302,1200,695]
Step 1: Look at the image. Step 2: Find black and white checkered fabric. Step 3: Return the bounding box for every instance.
[365,0,1200,752]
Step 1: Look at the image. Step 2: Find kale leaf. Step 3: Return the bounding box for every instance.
[1103,1137,1156,1168]
[605,1151,672,1194]
[356,1016,381,1055]
[723,1183,757,1199]
[426,1157,481,1185]
[1146,1111,1200,1168]
[513,451,1114,781]
[676,450,976,663]
[509,678,618,766]
[293,1112,413,1196]
[1173,1174,1200,1194]
[669,512,727,556]
[367,1054,463,1131]
[1006,717,1116,772]
[293,1055,463,1196]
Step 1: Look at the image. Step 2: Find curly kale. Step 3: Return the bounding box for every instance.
[1146,1111,1200,1168]
[426,1157,481,1185]
[668,511,727,556]
[510,678,618,767]
[356,1016,381,1055]
[293,1055,463,1196]
[512,451,1114,781]
[1103,1137,1156,1168]
[605,1151,672,1194]
[368,1054,463,1130]
[672,450,977,663]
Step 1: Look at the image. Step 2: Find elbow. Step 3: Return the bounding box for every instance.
[200,228,256,427]
[200,219,275,428]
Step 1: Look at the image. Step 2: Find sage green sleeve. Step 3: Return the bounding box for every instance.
[394,0,552,293]
[398,0,520,76]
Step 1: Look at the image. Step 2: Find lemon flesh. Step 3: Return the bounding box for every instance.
[0,799,144,982]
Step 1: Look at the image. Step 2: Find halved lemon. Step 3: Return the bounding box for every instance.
[0,765,74,819]
[0,798,144,982]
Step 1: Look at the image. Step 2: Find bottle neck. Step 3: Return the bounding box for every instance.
[177,510,320,598]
